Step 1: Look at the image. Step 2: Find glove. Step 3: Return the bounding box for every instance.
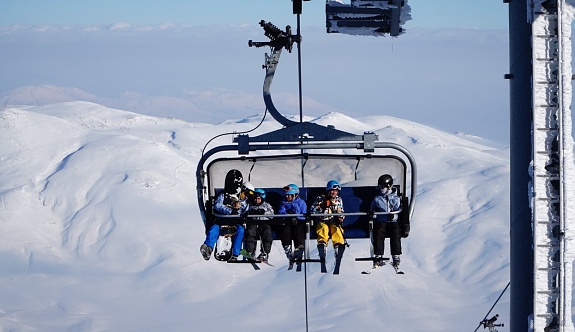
[231,208,239,215]
[253,209,265,215]
[290,217,298,225]
[401,224,410,238]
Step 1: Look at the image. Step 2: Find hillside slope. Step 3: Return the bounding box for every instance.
[0,102,510,331]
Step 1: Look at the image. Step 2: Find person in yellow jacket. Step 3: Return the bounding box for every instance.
[312,180,345,259]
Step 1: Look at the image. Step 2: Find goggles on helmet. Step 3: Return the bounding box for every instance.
[283,184,299,195]
[379,183,392,190]
[328,183,341,190]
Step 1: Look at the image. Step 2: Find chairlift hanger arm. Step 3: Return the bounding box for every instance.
[248,20,299,127]
[245,19,370,145]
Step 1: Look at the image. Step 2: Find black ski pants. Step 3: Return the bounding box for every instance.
[244,223,273,255]
[373,222,402,256]
[280,219,306,249]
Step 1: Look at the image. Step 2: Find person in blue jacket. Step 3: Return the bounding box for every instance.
[278,183,307,261]
[370,174,403,269]
[200,169,249,262]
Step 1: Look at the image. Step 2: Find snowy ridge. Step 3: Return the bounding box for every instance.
[0,101,515,331]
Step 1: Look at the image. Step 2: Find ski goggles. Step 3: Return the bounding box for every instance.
[283,186,299,195]
[328,184,341,190]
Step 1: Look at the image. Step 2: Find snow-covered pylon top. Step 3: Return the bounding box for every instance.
[326,0,412,37]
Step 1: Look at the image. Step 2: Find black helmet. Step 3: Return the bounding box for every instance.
[224,169,243,195]
[378,174,393,189]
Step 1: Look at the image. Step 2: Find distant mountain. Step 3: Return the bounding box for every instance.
[0,85,343,125]
[0,85,97,106]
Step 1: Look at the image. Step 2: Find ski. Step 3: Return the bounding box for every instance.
[393,265,404,274]
[228,258,261,270]
[248,260,261,270]
[333,245,346,275]
[241,248,274,266]
[361,263,403,274]
[240,249,254,260]
[292,247,304,272]
[288,257,294,270]
[361,262,385,274]
[258,259,275,267]
[317,243,327,273]
[237,249,261,270]
[254,255,275,267]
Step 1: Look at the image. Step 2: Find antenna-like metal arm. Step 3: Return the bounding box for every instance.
[248,20,298,53]
[248,20,300,127]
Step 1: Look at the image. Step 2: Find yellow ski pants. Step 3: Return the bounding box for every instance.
[316,221,344,246]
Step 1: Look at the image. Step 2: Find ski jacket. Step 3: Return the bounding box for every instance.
[213,191,248,216]
[248,202,274,221]
[278,196,307,221]
[311,194,345,223]
[370,189,401,223]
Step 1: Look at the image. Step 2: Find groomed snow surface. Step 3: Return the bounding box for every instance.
[0,101,519,331]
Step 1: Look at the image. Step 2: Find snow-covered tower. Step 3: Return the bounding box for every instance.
[509,0,575,331]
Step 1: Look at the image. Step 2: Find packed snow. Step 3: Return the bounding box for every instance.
[0,101,519,331]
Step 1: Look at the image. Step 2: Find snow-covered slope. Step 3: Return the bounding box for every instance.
[0,101,511,331]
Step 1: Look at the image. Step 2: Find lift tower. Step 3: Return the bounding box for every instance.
[509,0,575,331]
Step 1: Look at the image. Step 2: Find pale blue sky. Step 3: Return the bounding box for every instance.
[0,1,513,144]
[1,0,507,29]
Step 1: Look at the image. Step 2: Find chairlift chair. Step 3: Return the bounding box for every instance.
[196,15,416,262]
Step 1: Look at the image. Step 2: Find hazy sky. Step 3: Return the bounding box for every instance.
[1,0,507,29]
[0,1,512,144]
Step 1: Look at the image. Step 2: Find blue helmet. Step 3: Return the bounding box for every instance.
[283,183,299,195]
[326,180,341,191]
[254,188,266,200]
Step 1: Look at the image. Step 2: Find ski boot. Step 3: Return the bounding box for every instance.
[392,255,401,269]
[283,245,292,260]
[374,255,385,268]
[200,244,212,261]
[257,252,269,263]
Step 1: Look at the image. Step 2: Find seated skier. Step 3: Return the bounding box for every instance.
[278,183,307,262]
[243,188,274,262]
[200,169,249,262]
[311,180,346,260]
[370,174,404,270]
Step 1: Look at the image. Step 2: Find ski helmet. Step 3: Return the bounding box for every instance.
[326,180,341,191]
[224,169,243,195]
[254,188,266,200]
[283,183,299,195]
[378,174,393,189]
[242,181,255,192]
